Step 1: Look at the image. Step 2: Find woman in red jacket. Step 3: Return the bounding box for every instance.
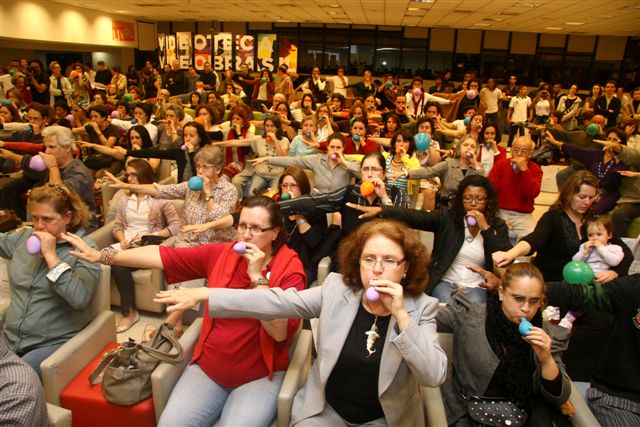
[64,195,305,427]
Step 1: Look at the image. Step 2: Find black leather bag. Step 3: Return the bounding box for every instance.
[467,396,528,427]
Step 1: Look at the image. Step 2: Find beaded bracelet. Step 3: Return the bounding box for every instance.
[99,246,119,265]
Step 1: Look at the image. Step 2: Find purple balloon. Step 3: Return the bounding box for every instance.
[26,235,41,255]
[466,215,477,227]
[181,144,186,151]
[65,114,74,125]
[29,155,47,172]
[111,110,120,119]
[233,242,246,254]
[466,89,477,100]
[412,87,421,97]
[365,287,380,301]
[512,162,520,173]
[330,153,337,160]
[465,151,473,158]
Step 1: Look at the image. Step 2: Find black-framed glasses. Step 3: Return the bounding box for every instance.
[462,196,487,203]
[235,224,275,235]
[504,289,542,307]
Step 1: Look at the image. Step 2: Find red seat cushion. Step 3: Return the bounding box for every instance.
[60,342,156,427]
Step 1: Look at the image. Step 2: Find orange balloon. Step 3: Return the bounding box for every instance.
[360,181,375,196]
[396,148,403,155]
[194,117,204,125]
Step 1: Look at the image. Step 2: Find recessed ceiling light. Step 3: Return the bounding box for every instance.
[513,2,541,7]
[329,4,340,7]
[545,26,563,30]
[484,17,504,21]
[408,7,420,11]
[328,11,336,14]
[565,22,585,25]
[473,23,491,26]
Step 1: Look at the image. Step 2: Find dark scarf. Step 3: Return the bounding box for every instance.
[485,293,541,409]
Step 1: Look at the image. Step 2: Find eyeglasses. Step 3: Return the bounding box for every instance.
[462,196,487,203]
[196,163,217,171]
[281,183,299,190]
[360,256,405,270]
[235,224,275,235]
[504,289,542,307]
[361,167,383,173]
[511,147,531,155]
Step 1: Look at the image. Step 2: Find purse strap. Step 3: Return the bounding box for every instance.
[138,324,184,364]
[88,350,120,385]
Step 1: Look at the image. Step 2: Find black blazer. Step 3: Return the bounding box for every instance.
[380,206,512,294]
[593,95,622,126]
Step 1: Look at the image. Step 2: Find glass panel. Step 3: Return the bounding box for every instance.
[480,50,508,83]
[376,48,400,74]
[324,44,349,72]
[427,52,453,78]
[563,55,592,88]
[534,53,563,85]
[453,54,481,80]
[401,47,427,77]
[505,55,533,85]
[299,44,323,73]
[350,44,374,73]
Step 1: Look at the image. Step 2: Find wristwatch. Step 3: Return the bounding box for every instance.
[205,194,215,202]
[295,217,307,226]
[251,277,268,288]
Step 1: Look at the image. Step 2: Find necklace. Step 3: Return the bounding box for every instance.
[596,159,614,180]
[365,315,380,357]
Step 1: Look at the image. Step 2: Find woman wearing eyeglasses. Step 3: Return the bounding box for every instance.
[143,219,445,426]
[545,128,627,215]
[349,175,510,304]
[63,195,305,427]
[279,151,408,272]
[436,262,572,426]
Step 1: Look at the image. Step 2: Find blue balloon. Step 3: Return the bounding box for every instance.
[353,134,360,142]
[463,117,471,126]
[188,176,203,191]
[518,317,532,336]
[415,133,431,152]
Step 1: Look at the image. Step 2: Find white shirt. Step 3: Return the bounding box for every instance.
[509,96,531,122]
[330,75,349,97]
[480,87,502,114]
[123,193,152,241]
[441,224,485,287]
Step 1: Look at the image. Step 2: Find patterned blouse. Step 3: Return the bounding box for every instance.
[155,179,238,247]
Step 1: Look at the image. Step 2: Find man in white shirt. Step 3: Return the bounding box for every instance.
[480,78,503,128]
[330,67,348,97]
[507,85,531,148]
[299,67,331,103]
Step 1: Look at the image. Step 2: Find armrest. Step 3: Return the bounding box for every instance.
[88,221,116,249]
[152,318,203,423]
[277,329,313,427]
[47,403,72,427]
[317,256,331,286]
[421,386,448,427]
[89,264,111,318]
[0,299,9,328]
[40,311,117,406]
[568,382,601,427]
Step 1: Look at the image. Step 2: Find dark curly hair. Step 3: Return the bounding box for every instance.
[338,219,430,296]
[391,129,416,157]
[449,175,500,225]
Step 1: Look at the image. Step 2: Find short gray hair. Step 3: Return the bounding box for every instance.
[194,146,224,175]
[42,125,76,151]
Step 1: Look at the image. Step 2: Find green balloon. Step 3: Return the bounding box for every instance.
[123,93,133,103]
[586,123,599,136]
[562,261,594,285]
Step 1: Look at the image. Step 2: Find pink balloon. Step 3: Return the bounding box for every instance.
[466,89,477,100]
[365,287,379,301]
[111,110,120,119]
[233,242,246,254]
[466,215,477,227]
[26,235,41,255]
[330,153,337,160]
[65,114,74,125]
[29,155,47,172]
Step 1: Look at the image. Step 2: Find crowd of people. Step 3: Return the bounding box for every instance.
[1,56,640,427]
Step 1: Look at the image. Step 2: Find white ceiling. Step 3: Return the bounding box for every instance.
[53,0,640,36]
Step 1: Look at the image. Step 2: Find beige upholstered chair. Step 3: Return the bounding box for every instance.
[421,332,602,427]
[151,319,313,427]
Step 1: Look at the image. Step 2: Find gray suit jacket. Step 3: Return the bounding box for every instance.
[209,272,447,427]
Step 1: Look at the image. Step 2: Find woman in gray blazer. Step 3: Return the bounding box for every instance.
[436,262,572,426]
[153,218,447,426]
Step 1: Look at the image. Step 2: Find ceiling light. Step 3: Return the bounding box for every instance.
[513,2,541,7]
[408,7,419,11]
[328,11,337,14]
[484,17,504,21]
[473,23,491,26]
[329,4,340,7]
[565,22,585,25]
[545,26,563,30]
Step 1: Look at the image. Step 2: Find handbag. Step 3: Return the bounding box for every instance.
[0,209,22,233]
[140,234,167,246]
[88,323,184,406]
[467,396,528,427]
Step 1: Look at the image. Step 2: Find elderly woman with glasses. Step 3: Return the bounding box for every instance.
[64,196,306,427]
[349,175,510,304]
[131,218,445,426]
